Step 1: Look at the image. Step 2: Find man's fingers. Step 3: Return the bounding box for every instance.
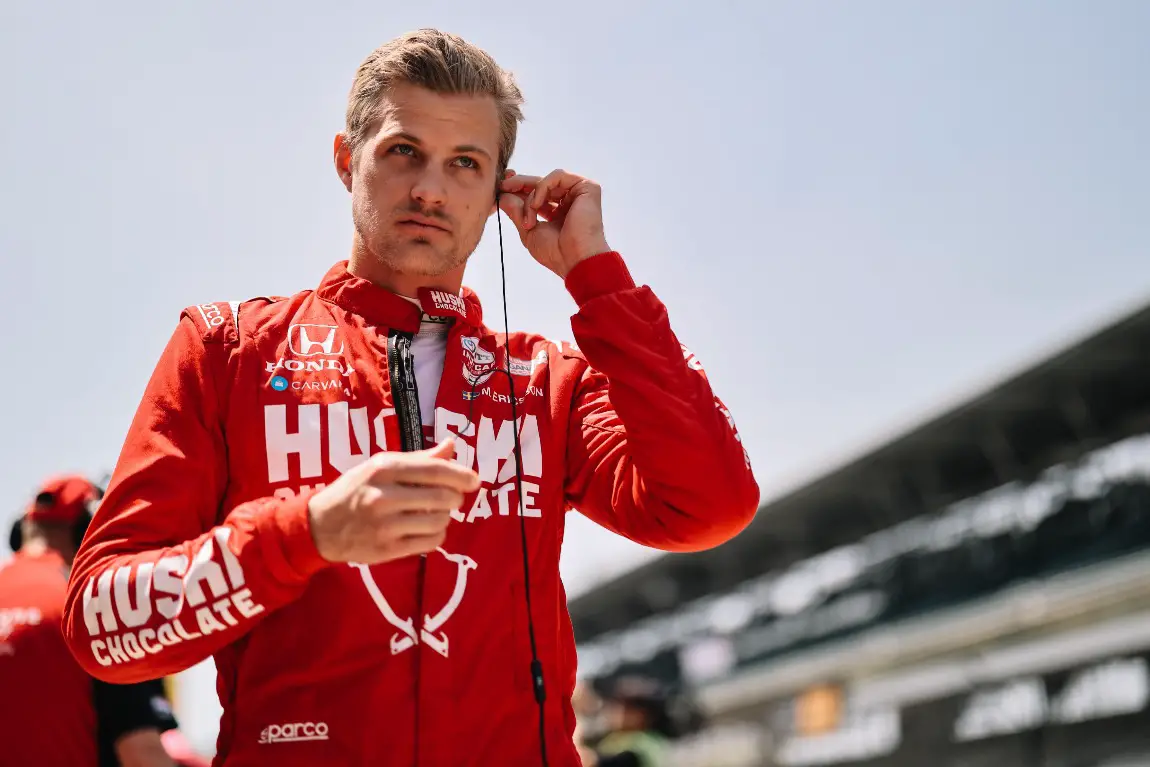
[502,174,550,228]
[528,170,584,209]
[506,194,560,223]
[376,484,466,513]
[543,195,574,223]
[497,193,534,237]
[498,191,526,221]
[372,462,479,493]
[534,200,562,222]
[423,439,455,460]
[524,170,588,230]
[368,447,480,493]
[500,174,542,194]
[499,171,592,229]
[388,531,448,559]
[380,507,453,538]
[501,171,598,209]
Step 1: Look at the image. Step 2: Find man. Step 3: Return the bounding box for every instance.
[580,676,699,767]
[62,28,759,766]
[0,475,179,767]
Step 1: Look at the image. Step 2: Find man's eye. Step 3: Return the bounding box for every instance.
[391,144,417,157]
[454,156,479,169]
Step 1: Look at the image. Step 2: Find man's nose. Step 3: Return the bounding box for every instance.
[411,167,448,207]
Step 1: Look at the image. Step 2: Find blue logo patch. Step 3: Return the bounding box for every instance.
[270,376,289,391]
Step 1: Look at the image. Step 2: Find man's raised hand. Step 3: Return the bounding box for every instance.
[498,169,612,279]
[306,440,479,564]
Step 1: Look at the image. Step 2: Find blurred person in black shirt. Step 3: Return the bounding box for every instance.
[579,676,704,767]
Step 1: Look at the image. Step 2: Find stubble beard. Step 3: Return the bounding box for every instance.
[375,232,466,276]
[353,205,471,277]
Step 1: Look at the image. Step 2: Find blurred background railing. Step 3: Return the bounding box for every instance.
[572,298,1150,767]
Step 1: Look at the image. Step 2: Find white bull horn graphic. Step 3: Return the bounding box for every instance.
[352,547,479,658]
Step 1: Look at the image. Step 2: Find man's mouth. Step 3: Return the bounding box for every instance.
[397,214,450,233]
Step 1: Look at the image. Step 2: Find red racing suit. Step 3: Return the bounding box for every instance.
[62,251,759,766]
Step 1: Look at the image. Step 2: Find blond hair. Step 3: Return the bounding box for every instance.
[345,29,525,174]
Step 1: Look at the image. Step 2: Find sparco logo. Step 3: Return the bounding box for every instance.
[289,324,343,356]
[195,303,226,328]
[259,721,330,744]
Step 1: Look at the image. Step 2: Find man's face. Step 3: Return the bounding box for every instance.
[338,83,503,279]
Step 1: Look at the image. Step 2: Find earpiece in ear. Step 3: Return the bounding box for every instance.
[72,512,92,549]
[9,518,23,553]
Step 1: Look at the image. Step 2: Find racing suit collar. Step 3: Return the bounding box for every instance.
[315,261,485,333]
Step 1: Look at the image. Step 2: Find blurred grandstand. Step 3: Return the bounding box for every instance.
[572,296,1150,767]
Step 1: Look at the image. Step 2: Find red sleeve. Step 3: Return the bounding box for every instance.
[561,252,760,552]
[62,312,330,683]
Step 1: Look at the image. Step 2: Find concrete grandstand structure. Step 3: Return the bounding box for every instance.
[571,296,1150,767]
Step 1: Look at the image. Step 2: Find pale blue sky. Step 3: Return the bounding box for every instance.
[2,1,1148,602]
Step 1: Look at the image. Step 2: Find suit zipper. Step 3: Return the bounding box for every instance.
[386,329,426,767]
[414,554,428,767]
[387,329,423,454]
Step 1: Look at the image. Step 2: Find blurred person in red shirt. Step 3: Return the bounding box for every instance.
[0,475,206,767]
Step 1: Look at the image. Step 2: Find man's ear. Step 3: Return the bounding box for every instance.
[491,167,515,215]
[334,134,353,192]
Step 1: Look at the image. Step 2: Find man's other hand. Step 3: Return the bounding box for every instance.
[306,440,480,564]
[115,729,176,767]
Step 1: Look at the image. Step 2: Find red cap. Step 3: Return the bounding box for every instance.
[25,474,100,525]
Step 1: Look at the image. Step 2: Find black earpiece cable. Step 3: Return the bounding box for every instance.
[494,195,549,766]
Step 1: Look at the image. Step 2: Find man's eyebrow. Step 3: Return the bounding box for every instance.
[454,144,492,160]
